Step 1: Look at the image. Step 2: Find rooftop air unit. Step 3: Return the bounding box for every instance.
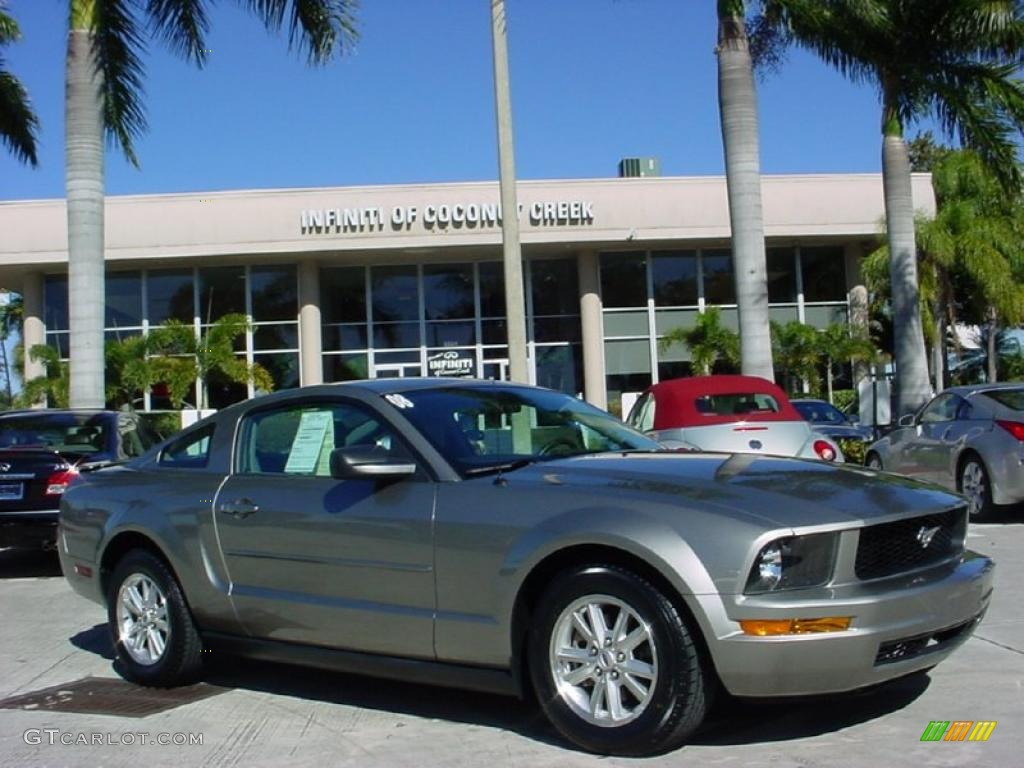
[618,157,661,178]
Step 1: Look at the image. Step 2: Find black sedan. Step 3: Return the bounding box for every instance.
[0,410,160,549]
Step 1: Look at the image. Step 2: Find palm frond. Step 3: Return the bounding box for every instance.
[238,0,359,64]
[0,66,39,166]
[94,0,148,166]
[146,0,210,65]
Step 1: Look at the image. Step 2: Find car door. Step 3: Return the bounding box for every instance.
[911,394,962,484]
[214,398,437,658]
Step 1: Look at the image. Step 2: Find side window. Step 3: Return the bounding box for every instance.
[238,402,411,477]
[159,425,215,469]
[920,394,961,424]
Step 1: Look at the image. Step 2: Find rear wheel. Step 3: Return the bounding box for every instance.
[107,550,203,686]
[865,453,883,471]
[959,455,994,521]
[528,565,710,756]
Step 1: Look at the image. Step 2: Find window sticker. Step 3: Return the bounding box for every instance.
[384,393,415,409]
[284,410,334,475]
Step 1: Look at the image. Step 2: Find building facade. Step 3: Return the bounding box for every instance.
[0,173,935,412]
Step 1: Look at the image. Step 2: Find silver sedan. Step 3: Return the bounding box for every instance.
[865,383,1024,518]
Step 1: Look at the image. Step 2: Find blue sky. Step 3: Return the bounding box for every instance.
[0,0,929,201]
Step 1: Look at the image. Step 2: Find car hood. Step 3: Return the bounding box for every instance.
[515,451,963,528]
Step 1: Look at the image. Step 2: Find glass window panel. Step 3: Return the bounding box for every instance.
[766,248,797,303]
[147,269,194,325]
[600,252,647,308]
[206,361,249,409]
[478,262,506,318]
[531,259,578,316]
[702,250,735,305]
[426,320,476,347]
[658,361,692,382]
[45,331,69,358]
[254,323,298,351]
[373,322,421,349]
[769,306,800,325]
[535,344,583,395]
[322,324,368,351]
[605,374,653,417]
[533,316,581,343]
[321,267,367,324]
[106,271,142,328]
[604,310,650,338]
[375,350,422,364]
[604,339,652,375]
[372,265,419,322]
[423,264,474,320]
[44,275,68,331]
[324,353,368,382]
[804,304,848,329]
[654,308,699,336]
[481,319,507,345]
[199,266,246,322]
[652,251,698,306]
[801,247,847,302]
[254,352,300,391]
[251,265,297,322]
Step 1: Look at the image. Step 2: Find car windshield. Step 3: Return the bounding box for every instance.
[981,388,1024,411]
[0,414,109,455]
[793,401,846,424]
[388,386,660,476]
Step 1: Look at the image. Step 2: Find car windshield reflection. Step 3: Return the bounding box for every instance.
[389,385,660,476]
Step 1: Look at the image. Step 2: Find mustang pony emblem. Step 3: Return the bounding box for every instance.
[917,525,941,549]
[0,463,10,472]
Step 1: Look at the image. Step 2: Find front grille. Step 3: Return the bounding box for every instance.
[855,507,966,581]
[875,615,980,665]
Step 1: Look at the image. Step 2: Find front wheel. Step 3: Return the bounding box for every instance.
[865,453,883,471]
[528,565,711,756]
[959,455,994,521]
[107,549,204,686]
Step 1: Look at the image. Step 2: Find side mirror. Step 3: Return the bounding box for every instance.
[897,414,916,428]
[330,446,416,480]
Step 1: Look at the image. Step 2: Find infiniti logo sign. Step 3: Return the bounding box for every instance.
[917,525,941,549]
[0,463,10,472]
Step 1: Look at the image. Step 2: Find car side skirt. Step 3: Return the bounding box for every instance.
[202,632,521,698]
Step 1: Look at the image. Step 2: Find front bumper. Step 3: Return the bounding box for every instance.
[0,510,59,549]
[710,551,995,697]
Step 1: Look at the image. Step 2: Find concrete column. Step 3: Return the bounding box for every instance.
[22,272,46,386]
[577,250,607,410]
[298,261,323,386]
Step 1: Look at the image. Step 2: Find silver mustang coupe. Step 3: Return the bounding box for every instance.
[59,380,994,756]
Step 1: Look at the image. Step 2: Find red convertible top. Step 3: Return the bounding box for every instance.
[648,375,802,429]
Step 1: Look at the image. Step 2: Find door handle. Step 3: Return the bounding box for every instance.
[218,498,259,519]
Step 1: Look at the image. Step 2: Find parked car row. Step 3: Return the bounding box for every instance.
[43,377,994,756]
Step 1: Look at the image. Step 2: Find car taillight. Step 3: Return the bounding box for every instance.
[813,440,837,462]
[996,420,1024,441]
[45,466,80,496]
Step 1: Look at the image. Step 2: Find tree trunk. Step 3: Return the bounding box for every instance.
[717,7,774,382]
[881,115,931,416]
[987,308,998,383]
[66,7,106,408]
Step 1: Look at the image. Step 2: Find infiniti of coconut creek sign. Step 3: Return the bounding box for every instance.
[299,199,595,234]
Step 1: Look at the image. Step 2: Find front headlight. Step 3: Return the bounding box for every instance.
[744,533,838,594]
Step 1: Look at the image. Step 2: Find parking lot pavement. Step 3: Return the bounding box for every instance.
[0,523,1021,768]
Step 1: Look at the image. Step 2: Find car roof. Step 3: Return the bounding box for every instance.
[0,409,117,419]
[939,382,1024,398]
[647,375,802,429]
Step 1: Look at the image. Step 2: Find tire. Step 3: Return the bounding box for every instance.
[958,454,994,521]
[106,549,204,687]
[528,565,711,756]
[865,453,883,471]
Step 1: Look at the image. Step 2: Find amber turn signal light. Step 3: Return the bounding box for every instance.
[739,617,852,636]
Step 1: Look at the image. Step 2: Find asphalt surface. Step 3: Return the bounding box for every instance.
[0,516,1021,768]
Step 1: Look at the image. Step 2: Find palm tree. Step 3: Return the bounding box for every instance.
[717,1,774,382]
[0,2,38,165]
[816,321,877,403]
[660,307,740,376]
[64,0,359,409]
[765,0,1024,416]
[0,292,23,404]
[17,345,70,408]
[771,319,821,393]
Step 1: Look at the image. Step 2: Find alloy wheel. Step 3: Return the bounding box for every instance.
[116,573,170,666]
[961,460,987,518]
[549,594,658,727]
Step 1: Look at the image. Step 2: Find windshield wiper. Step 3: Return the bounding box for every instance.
[463,458,540,478]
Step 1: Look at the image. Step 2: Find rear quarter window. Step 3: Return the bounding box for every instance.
[982,389,1024,411]
[158,425,215,469]
[695,393,780,416]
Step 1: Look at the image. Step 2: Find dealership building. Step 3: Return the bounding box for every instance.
[0,172,935,412]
